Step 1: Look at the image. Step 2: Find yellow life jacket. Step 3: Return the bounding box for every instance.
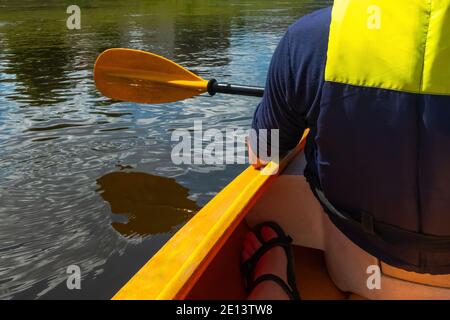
[314,0,450,274]
[325,0,450,95]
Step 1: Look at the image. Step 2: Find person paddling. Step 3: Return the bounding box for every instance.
[244,0,450,300]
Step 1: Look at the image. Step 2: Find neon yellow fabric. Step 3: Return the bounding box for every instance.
[325,0,450,95]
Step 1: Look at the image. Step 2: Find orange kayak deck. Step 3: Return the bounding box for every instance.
[186,221,354,300]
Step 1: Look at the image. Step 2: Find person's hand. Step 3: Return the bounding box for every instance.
[247,138,269,169]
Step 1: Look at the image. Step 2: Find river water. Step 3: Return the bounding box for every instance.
[0,0,331,299]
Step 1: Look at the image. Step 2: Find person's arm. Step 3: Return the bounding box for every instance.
[249,29,307,168]
[249,8,331,169]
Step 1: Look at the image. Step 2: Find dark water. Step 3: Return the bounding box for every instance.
[0,0,331,299]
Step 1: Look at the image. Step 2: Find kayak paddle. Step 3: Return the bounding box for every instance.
[94,48,265,104]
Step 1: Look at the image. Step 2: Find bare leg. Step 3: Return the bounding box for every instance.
[242,226,291,300]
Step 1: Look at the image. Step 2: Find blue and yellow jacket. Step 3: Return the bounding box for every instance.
[252,0,450,274]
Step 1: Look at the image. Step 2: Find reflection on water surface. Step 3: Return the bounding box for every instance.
[97,172,198,238]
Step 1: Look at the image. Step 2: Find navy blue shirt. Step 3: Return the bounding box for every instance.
[252,7,331,154]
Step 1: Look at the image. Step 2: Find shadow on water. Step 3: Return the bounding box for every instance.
[96,172,199,238]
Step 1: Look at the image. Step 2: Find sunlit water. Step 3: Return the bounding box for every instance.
[0,0,331,299]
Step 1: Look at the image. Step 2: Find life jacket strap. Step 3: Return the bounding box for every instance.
[314,188,450,252]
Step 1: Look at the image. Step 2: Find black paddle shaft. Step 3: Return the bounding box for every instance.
[207,79,264,98]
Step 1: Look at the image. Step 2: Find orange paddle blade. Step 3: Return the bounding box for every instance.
[94,48,209,104]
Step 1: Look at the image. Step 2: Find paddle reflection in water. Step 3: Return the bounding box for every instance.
[97,172,199,238]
